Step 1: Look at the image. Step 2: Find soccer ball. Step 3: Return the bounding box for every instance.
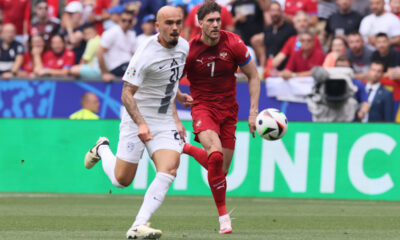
[255,108,288,140]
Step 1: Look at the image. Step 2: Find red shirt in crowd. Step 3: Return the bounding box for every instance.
[185,4,234,40]
[285,48,325,73]
[0,0,31,35]
[185,30,250,107]
[43,49,75,69]
[284,0,317,17]
[67,0,111,34]
[280,35,322,57]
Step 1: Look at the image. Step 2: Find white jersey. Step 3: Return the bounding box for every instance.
[122,34,189,130]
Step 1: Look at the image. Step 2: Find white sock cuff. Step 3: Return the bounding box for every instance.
[156,172,175,184]
[98,144,110,157]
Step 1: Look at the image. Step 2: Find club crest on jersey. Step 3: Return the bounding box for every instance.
[220,51,228,59]
[196,120,202,127]
[126,67,136,77]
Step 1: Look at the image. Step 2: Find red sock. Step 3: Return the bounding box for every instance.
[207,151,227,216]
[183,143,208,170]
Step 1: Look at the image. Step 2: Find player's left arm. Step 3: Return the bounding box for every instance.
[240,59,260,138]
[176,88,193,108]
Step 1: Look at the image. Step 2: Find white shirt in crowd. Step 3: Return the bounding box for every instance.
[359,12,400,50]
[362,82,381,122]
[122,34,189,129]
[100,25,136,71]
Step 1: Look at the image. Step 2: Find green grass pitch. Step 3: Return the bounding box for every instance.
[0,193,399,240]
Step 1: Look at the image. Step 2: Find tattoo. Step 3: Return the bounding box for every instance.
[122,82,145,125]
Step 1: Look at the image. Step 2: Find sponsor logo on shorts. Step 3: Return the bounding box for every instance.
[196,120,202,127]
[127,142,135,152]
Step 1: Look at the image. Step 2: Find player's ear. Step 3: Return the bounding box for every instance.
[155,21,160,30]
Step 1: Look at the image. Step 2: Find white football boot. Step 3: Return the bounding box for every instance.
[84,137,109,169]
[126,223,162,239]
[219,214,232,234]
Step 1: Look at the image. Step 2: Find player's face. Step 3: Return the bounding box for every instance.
[157,11,183,47]
[199,11,221,41]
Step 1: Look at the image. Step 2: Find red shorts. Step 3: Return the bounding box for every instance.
[191,104,238,149]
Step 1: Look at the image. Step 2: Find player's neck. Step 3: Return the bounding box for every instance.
[157,35,174,49]
[200,34,220,47]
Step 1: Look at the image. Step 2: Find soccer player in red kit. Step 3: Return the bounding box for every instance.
[183,1,260,234]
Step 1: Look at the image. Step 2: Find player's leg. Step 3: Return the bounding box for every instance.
[197,130,231,231]
[126,130,182,239]
[222,148,234,174]
[182,143,208,169]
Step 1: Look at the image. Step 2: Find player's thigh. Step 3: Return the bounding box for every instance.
[146,129,184,176]
[114,158,138,185]
[197,129,223,154]
[115,120,145,184]
[152,149,181,176]
[222,147,234,173]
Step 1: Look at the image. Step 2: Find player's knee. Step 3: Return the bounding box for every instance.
[115,173,133,187]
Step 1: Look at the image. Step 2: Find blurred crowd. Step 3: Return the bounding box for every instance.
[1,0,400,122]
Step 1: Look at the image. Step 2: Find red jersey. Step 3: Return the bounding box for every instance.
[185,4,234,40]
[0,0,30,35]
[185,30,250,108]
[284,0,317,17]
[285,47,325,73]
[43,49,75,69]
[280,35,321,56]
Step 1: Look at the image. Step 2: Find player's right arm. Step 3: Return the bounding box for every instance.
[121,81,152,142]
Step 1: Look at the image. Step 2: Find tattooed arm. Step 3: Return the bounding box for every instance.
[121,81,152,142]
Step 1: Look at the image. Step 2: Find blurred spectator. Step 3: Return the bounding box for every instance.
[316,0,337,48]
[98,10,136,82]
[183,0,234,40]
[250,1,296,69]
[323,37,348,68]
[36,34,75,77]
[371,33,398,75]
[283,0,318,26]
[272,11,320,70]
[19,34,46,78]
[118,0,161,35]
[103,4,125,31]
[390,0,400,18]
[65,0,112,35]
[172,0,204,12]
[359,0,400,49]
[69,92,100,120]
[231,0,264,46]
[29,0,61,44]
[0,24,24,78]
[363,61,394,122]
[346,31,373,80]
[279,31,325,79]
[335,55,370,121]
[62,1,87,64]
[325,0,362,41]
[0,0,30,43]
[351,0,370,16]
[70,24,101,79]
[136,14,156,50]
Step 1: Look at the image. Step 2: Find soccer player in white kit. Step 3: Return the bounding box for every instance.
[84,6,192,239]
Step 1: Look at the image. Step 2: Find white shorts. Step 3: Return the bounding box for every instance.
[116,120,184,164]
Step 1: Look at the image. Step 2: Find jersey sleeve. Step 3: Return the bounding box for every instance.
[232,36,251,67]
[122,50,147,87]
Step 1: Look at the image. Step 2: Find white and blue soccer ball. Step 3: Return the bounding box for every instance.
[256,108,288,140]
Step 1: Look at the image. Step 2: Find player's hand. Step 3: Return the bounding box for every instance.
[175,121,187,142]
[137,123,152,142]
[248,115,257,138]
[102,73,115,82]
[177,93,193,108]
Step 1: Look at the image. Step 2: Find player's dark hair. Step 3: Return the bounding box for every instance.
[83,23,97,31]
[346,31,361,37]
[197,1,221,21]
[375,32,388,39]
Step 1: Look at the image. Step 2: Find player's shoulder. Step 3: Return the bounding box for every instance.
[177,36,190,53]
[135,35,158,56]
[221,30,244,46]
